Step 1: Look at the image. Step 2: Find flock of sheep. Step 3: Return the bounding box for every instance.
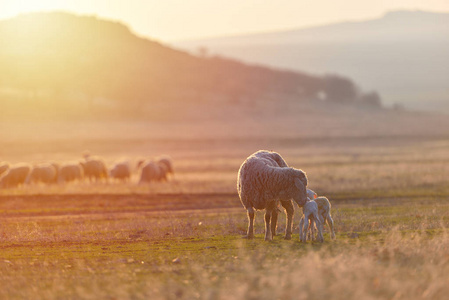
[0,155,174,188]
[237,150,335,242]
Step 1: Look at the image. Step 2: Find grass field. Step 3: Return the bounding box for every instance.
[1,129,449,299]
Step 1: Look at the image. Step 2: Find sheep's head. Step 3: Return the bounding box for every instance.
[307,189,317,200]
[292,169,308,207]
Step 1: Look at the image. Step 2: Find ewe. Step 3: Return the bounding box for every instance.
[237,150,308,241]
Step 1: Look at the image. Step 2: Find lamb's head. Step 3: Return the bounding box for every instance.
[291,168,308,207]
[307,188,317,200]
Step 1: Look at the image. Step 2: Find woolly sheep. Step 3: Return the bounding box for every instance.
[0,164,31,188]
[58,163,84,183]
[25,163,58,184]
[0,162,9,177]
[299,199,324,243]
[237,150,308,241]
[80,157,108,182]
[157,156,174,176]
[110,162,131,182]
[139,161,166,183]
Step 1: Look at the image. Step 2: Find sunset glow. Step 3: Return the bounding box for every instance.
[1,0,449,41]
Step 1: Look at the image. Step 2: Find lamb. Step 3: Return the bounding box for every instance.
[109,162,131,182]
[304,189,336,240]
[80,157,108,182]
[139,161,166,183]
[0,164,31,188]
[299,199,324,243]
[25,163,58,184]
[237,150,308,241]
[58,163,84,183]
[0,162,9,177]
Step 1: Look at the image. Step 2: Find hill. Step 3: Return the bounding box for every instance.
[0,12,382,122]
[176,10,449,112]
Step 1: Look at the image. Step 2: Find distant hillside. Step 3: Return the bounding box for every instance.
[0,12,380,121]
[176,10,449,112]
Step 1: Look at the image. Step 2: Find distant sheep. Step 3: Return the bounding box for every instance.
[237,150,308,241]
[0,164,31,188]
[58,163,84,183]
[157,156,174,176]
[139,161,167,183]
[0,162,9,177]
[299,199,324,243]
[25,163,58,184]
[80,157,108,182]
[110,162,131,182]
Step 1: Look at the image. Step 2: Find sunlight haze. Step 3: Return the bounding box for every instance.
[1,0,448,41]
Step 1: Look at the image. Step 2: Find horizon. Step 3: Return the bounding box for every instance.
[1,1,449,42]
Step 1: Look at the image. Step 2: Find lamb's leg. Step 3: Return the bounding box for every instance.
[271,207,278,238]
[281,200,294,240]
[299,216,305,242]
[327,214,336,240]
[247,207,255,239]
[302,213,310,242]
[313,212,324,242]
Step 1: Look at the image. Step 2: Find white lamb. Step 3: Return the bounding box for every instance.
[304,189,336,240]
[237,150,308,241]
[299,199,324,242]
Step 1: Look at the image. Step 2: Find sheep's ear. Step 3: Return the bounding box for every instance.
[294,177,304,190]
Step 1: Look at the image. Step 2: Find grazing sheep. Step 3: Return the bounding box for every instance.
[157,156,174,176]
[0,164,31,188]
[139,161,166,183]
[110,162,131,182]
[80,157,108,182]
[58,163,84,183]
[299,199,324,243]
[26,163,58,184]
[237,150,308,241]
[0,162,9,177]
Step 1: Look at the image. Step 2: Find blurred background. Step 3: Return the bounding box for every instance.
[0,1,448,163]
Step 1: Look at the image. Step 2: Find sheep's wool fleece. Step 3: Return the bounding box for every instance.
[237,150,302,210]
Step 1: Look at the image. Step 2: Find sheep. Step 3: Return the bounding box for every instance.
[304,189,336,240]
[25,163,58,184]
[109,162,131,182]
[139,161,166,183]
[299,199,324,242]
[157,156,174,176]
[237,150,308,241]
[0,162,9,177]
[0,164,31,188]
[315,196,336,240]
[80,157,108,182]
[58,163,84,183]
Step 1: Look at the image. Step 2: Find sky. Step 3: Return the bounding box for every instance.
[1,0,449,41]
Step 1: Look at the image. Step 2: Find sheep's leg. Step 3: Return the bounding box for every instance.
[271,207,278,238]
[327,214,336,240]
[281,200,294,240]
[264,208,273,241]
[310,218,316,241]
[246,207,255,239]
